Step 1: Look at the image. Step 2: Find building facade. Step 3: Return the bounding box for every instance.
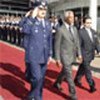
[49,0,100,32]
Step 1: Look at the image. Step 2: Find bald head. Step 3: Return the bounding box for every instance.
[64,10,74,25]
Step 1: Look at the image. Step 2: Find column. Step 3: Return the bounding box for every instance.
[89,0,98,31]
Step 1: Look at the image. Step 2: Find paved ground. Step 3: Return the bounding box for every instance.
[91,55,100,78]
[0,96,4,100]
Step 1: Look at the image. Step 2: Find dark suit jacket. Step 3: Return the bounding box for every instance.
[79,27,100,62]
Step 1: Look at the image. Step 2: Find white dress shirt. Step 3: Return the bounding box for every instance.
[64,22,74,35]
[37,18,45,27]
[85,27,93,42]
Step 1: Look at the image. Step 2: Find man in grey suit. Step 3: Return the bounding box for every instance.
[54,11,82,100]
[74,16,100,93]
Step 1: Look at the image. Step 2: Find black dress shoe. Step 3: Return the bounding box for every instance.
[70,97,77,100]
[74,79,82,87]
[26,96,35,100]
[89,86,96,93]
[89,80,96,93]
[53,83,63,91]
[70,95,77,100]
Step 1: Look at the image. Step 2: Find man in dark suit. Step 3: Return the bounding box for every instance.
[20,1,54,100]
[54,10,82,100]
[74,16,100,93]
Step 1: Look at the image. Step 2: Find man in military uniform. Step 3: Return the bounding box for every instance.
[20,1,54,100]
[19,15,32,83]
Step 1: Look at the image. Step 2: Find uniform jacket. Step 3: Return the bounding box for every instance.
[19,17,30,62]
[21,17,52,63]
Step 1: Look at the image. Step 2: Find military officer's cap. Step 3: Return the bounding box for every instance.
[30,0,47,9]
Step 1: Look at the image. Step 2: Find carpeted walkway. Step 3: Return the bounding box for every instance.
[0,41,100,100]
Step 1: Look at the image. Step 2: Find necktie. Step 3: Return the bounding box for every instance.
[41,19,45,28]
[88,29,93,42]
[69,26,75,42]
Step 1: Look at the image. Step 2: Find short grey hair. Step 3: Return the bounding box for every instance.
[64,10,74,19]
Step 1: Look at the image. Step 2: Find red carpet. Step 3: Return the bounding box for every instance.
[0,41,100,100]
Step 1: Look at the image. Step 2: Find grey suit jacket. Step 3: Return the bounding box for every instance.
[54,23,82,65]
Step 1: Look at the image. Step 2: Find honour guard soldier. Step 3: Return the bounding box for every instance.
[20,0,55,100]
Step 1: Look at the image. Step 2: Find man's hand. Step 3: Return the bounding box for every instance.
[77,55,83,64]
[31,7,39,18]
[25,10,32,17]
[56,60,63,68]
[47,57,56,65]
[25,7,39,18]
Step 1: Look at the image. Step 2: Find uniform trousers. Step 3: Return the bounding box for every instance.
[27,62,47,100]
